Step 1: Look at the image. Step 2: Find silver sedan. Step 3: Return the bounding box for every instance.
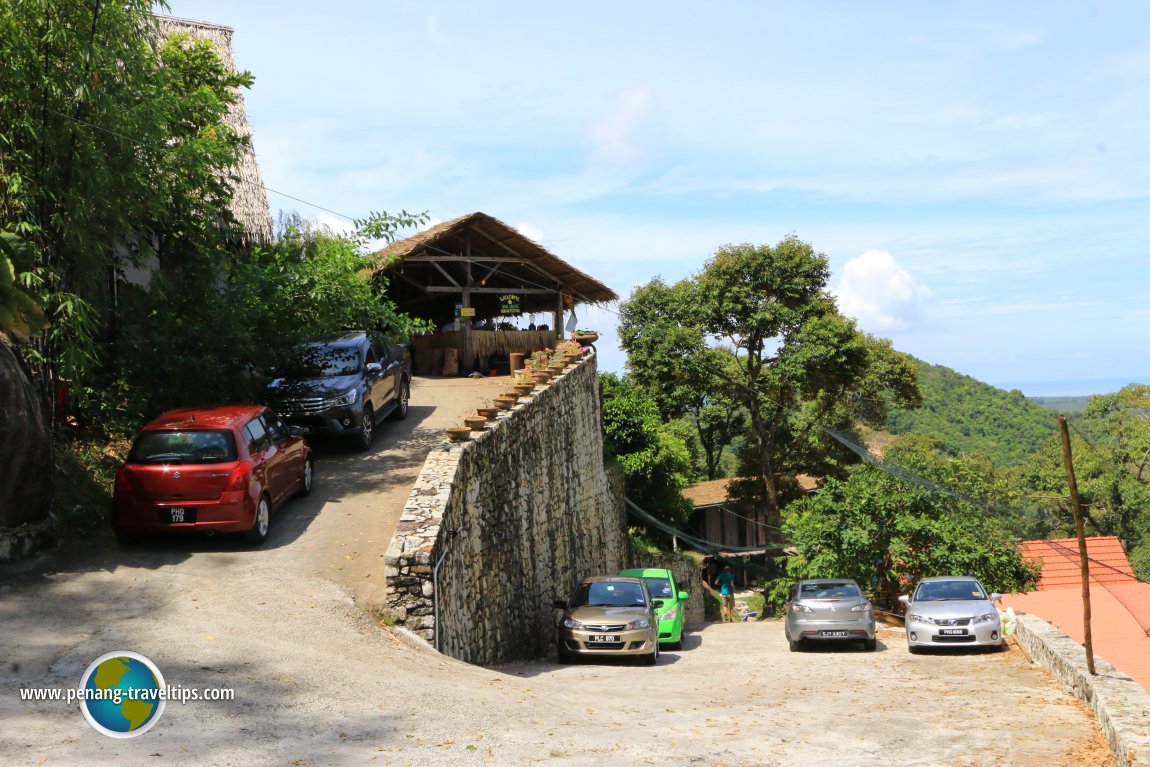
[899,576,1005,653]
[784,579,876,651]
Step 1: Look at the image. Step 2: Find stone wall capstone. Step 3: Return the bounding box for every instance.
[384,353,627,665]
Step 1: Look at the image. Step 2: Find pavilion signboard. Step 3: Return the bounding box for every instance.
[499,294,520,315]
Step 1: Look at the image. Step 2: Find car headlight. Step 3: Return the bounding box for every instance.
[851,603,872,613]
[660,607,678,622]
[790,603,813,613]
[907,613,934,625]
[974,612,998,624]
[329,388,358,408]
[625,618,650,630]
[562,618,585,629]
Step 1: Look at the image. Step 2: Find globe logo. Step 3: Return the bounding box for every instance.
[78,651,166,738]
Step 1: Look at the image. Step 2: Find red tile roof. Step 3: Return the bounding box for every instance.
[1020,536,1135,590]
[1003,536,1150,695]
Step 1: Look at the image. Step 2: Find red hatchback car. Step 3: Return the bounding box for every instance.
[111,405,313,545]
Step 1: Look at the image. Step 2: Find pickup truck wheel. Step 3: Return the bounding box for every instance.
[390,378,410,421]
[355,405,374,451]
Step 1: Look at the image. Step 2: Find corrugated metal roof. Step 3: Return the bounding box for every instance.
[682,475,820,508]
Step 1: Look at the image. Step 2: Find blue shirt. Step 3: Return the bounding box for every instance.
[717,572,735,596]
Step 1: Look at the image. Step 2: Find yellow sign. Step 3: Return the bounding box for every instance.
[460,307,476,317]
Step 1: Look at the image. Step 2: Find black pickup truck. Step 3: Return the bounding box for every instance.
[264,331,411,451]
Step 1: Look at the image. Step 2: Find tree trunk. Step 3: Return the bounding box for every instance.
[747,400,780,518]
[0,338,54,528]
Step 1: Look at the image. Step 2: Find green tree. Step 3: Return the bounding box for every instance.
[1010,385,1150,579]
[600,373,697,531]
[0,1,253,412]
[618,280,748,480]
[778,439,1038,609]
[622,237,920,524]
[100,212,432,426]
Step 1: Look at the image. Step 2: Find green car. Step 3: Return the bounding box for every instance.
[618,568,688,650]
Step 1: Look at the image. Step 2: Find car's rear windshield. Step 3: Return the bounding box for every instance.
[283,344,361,378]
[129,430,237,465]
[914,581,986,602]
[799,582,861,598]
[641,577,674,599]
[570,581,647,608]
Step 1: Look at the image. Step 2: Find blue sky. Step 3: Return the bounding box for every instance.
[168,1,1150,396]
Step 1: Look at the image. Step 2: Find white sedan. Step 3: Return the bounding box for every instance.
[899,576,1005,653]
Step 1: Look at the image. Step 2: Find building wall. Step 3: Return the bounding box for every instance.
[384,353,627,665]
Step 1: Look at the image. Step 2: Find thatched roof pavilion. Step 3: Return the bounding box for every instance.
[374,212,617,374]
[153,15,273,244]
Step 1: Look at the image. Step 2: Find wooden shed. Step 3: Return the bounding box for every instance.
[373,212,617,375]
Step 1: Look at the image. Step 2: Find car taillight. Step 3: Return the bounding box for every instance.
[113,467,133,498]
[224,460,253,492]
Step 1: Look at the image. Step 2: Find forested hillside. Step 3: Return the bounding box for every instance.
[1028,395,1091,413]
[886,359,1057,467]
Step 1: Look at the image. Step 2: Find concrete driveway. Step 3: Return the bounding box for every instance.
[0,374,1114,765]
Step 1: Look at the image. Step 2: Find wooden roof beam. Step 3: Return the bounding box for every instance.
[426,286,559,295]
[469,225,565,288]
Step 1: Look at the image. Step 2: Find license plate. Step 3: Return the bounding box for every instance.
[939,628,967,636]
[161,507,196,524]
[588,635,619,643]
[818,630,850,638]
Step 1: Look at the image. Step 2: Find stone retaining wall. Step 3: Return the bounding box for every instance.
[1014,614,1150,767]
[384,353,627,665]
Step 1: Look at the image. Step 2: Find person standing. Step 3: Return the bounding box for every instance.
[715,565,737,622]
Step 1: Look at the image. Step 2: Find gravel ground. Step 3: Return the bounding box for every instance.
[0,375,1114,766]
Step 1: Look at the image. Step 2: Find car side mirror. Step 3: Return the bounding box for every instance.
[990,593,1002,602]
[898,595,910,605]
[652,599,665,610]
[678,591,688,600]
[553,599,567,610]
[366,362,383,373]
[287,425,307,438]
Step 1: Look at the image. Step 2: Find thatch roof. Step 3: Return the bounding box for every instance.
[153,15,273,244]
[374,212,618,323]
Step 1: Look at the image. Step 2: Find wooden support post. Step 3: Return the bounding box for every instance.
[1057,414,1096,675]
[463,233,473,373]
[553,290,563,344]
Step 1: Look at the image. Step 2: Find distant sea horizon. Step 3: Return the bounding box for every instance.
[992,377,1146,398]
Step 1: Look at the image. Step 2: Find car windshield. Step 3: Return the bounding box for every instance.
[641,577,674,599]
[129,430,237,465]
[799,582,861,599]
[282,345,361,378]
[914,581,986,602]
[570,581,647,608]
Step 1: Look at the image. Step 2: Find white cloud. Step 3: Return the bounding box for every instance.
[833,250,932,332]
[315,213,355,236]
[514,222,544,243]
[589,86,660,164]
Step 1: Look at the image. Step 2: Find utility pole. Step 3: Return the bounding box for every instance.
[1057,415,1095,675]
